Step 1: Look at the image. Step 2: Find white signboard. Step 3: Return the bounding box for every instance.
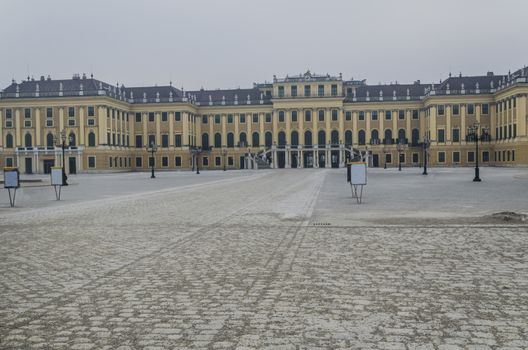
[3,169,19,188]
[351,162,367,185]
[51,168,63,186]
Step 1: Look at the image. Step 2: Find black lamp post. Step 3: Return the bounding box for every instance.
[422,134,429,175]
[191,146,202,174]
[222,148,227,171]
[467,123,489,182]
[396,139,406,171]
[146,141,157,178]
[54,129,70,186]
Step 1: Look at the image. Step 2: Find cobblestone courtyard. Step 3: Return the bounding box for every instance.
[1,168,527,349]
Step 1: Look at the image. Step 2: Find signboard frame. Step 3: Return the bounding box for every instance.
[50,166,64,200]
[3,167,20,207]
[347,162,367,204]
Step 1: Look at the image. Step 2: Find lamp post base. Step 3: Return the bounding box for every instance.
[473,167,481,182]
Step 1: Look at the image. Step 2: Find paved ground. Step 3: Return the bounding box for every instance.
[0,167,527,349]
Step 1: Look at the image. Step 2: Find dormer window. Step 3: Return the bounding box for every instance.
[318,85,324,96]
[304,85,311,97]
[291,85,297,97]
[331,84,338,96]
[278,86,284,98]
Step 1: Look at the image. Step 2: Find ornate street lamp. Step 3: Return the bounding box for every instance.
[396,139,407,171]
[381,145,388,169]
[146,141,158,178]
[222,148,228,171]
[422,134,430,175]
[466,123,489,182]
[54,129,71,186]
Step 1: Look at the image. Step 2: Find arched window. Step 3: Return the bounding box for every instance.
[227,133,234,147]
[412,128,420,145]
[371,129,379,143]
[384,129,392,144]
[331,130,339,145]
[25,133,32,147]
[252,132,259,147]
[47,133,55,147]
[291,131,299,146]
[358,130,366,145]
[214,133,221,148]
[69,132,76,146]
[239,132,247,147]
[202,133,209,149]
[265,132,272,147]
[304,130,312,146]
[345,130,353,146]
[88,132,96,147]
[318,130,326,146]
[278,131,286,146]
[398,129,406,143]
[5,133,13,148]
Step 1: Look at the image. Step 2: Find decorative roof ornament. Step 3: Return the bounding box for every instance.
[406,88,410,96]
[169,91,173,101]
[99,82,103,89]
[143,92,147,101]
[247,94,251,104]
[379,90,383,97]
[79,83,84,96]
[475,82,479,89]
[366,90,370,97]
[209,94,212,105]
[130,91,134,99]
[490,80,494,89]
[222,95,225,105]
[234,94,238,105]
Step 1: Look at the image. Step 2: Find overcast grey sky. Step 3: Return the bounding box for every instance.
[1,0,527,90]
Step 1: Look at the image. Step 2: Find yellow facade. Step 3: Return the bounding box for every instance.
[0,69,527,174]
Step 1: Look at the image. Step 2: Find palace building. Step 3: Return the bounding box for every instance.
[0,67,527,174]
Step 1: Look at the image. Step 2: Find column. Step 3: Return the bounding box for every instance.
[352,111,358,147]
[129,111,135,148]
[285,109,291,145]
[446,105,452,142]
[298,147,303,168]
[430,105,437,144]
[108,108,113,146]
[59,107,64,133]
[325,145,330,168]
[0,109,3,147]
[15,109,22,146]
[366,111,371,144]
[476,104,481,124]
[79,107,85,145]
[313,147,318,168]
[325,108,331,143]
[155,112,161,146]
[338,108,344,144]
[285,146,291,168]
[259,112,265,147]
[379,109,384,140]
[460,104,466,144]
[392,110,397,142]
[169,111,174,146]
[517,95,527,137]
[234,113,239,146]
[221,114,227,147]
[209,115,214,148]
[183,111,189,147]
[299,109,304,145]
[98,106,108,145]
[195,113,202,147]
[490,103,497,140]
[405,110,411,143]
[35,108,41,146]
[247,112,252,147]
[272,109,278,144]
[142,113,148,147]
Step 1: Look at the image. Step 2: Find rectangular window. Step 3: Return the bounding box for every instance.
[88,156,96,168]
[161,134,169,147]
[215,156,221,166]
[88,106,95,117]
[398,110,405,120]
[467,104,474,115]
[437,129,445,143]
[202,156,209,166]
[482,104,489,114]
[291,85,297,97]
[318,85,324,96]
[135,135,142,148]
[482,151,489,162]
[453,105,459,115]
[385,111,391,120]
[68,119,75,126]
[359,111,365,121]
[468,151,475,162]
[279,111,285,123]
[345,111,351,121]
[412,153,419,163]
[372,111,378,120]
[174,112,181,121]
[215,114,220,124]
[175,134,182,147]
[240,114,246,123]
[452,128,460,142]
[252,113,258,123]
[412,110,418,119]
[291,111,297,122]
[162,156,168,167]
[332,110,338,121]
[438,151,446,163]
[228,156,234,166]
[175,156,182,167]
[438,105,445,116]
[202,115,208,124]
[46,108,53,118]
[331,84,338,96]
[265,113,271,123]
[68,107,75,117]
[6,158,13,167]
[385,153,392,164]
[512,150,515,161]
[24,120,32,127]
[136,157,142,167]
[304,85,311,96]
[278,86,284,97]
[135,113,141,122]
[453,151,460,163]
[304,110,311,122]
[25,108,31,118]
[318,110,324,122]
[148,112,155,122]
[6,109,12,119]
[513,124,517,138]
[87,118,95,126]
[46,120,53,127]
[161,112,168,122]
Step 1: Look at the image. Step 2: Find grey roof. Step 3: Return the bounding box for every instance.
[434,75,506,93]
[189,88,271,106]
[346,83,430,102]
